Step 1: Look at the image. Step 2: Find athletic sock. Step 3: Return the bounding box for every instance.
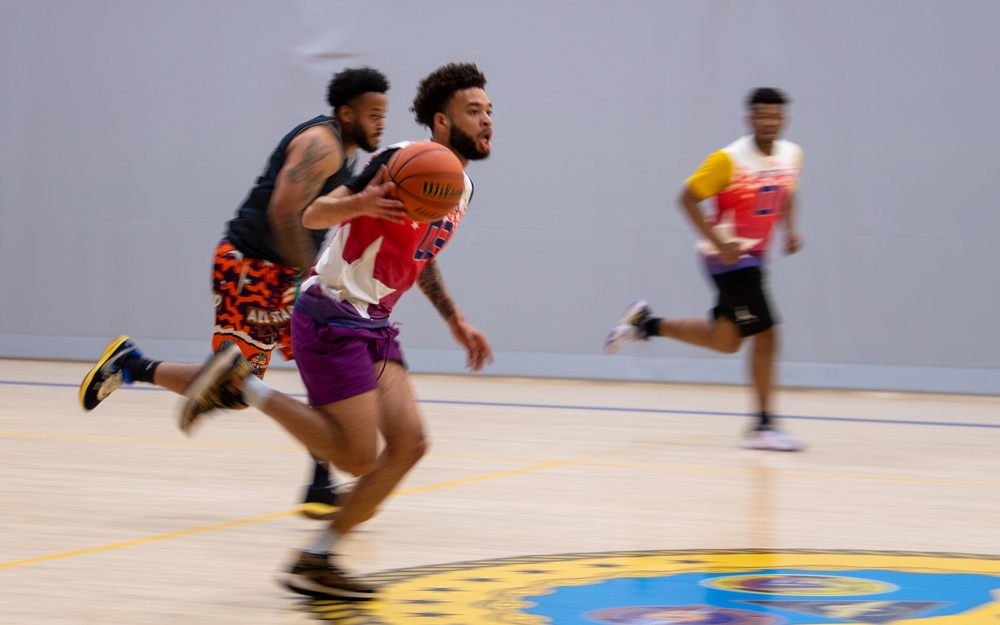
[306,528,342,556]
[643,317,661,338]
[122,354,160,384]
[240,375,276,410]
[756,411,772,430]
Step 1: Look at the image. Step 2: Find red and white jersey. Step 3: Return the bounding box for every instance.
[299,143,473,324]
[686,135,803,257]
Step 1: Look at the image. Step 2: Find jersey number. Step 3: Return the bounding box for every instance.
[753,185,786,216]
[414,219,454,261]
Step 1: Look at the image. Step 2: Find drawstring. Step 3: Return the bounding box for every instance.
[374,323,399,380]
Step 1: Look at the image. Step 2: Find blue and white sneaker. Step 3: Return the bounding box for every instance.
[603,299,653,355]
[79,336,141,411]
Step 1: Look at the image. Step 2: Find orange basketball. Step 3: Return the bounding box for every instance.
[386,141,465,222]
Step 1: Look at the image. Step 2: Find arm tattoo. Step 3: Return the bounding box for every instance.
[417,260,457,320]
[272,138,337,270]
[287,137,337,207]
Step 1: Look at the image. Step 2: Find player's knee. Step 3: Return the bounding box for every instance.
[386,429,429,468]
[717,339,742,354]
[340,454,378,478]
[709,330,742,353]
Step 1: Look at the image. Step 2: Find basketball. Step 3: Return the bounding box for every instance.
[386,141,465,222]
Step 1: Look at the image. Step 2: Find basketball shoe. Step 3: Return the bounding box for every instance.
[177,344,251,435]
[79,336,141,411]
[297,481,353,520]
[741,427,806,452]
[280,551,376,600]
[603,299,653,355]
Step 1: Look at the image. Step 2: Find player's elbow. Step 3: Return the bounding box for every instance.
[678,187,699,210]
[301,208,322,229]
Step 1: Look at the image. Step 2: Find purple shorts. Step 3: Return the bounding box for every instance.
[290,312,406,406]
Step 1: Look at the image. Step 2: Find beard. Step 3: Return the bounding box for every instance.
[448,125,490,161]
[349,124,379,153]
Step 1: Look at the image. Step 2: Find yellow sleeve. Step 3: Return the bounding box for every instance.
[685,151,733,200]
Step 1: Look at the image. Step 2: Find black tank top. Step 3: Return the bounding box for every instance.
[225,115,351,264]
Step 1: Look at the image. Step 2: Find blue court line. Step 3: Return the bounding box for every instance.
[6,379,999,430]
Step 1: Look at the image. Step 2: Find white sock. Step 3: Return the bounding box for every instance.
[306,528,342,555]
[240,375,275,410]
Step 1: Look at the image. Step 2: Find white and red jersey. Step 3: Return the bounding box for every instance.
[686,135,802,270]
[298,142,473,326]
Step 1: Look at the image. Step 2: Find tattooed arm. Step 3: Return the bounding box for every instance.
[268,126,344,273]
[417,259,494,372]
[417,259,457,320]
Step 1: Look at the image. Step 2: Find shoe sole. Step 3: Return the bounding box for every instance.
[297,502,340,520]
[177,344,245,435]
[183,344,244,401]
[78,335,132,411]
[617,299,649,326]
[740,441,806,452]
[280,577,376,601]
[603,299,650,355]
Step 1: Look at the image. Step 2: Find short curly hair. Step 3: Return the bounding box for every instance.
[327,66,390,111]
[411,63,487,128]
[746,87,788,110]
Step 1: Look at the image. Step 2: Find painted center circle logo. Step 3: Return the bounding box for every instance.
[585,605,781,624]
[307,549,1000,624]
[702,573,896,595]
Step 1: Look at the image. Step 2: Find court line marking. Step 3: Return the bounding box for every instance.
[4,417,998,572]
[0,461,571,570]
[3,379,999,430]
[0,431,302,451]
[3,432,999,488]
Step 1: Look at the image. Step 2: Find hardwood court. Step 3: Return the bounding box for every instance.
[2,358,999,624]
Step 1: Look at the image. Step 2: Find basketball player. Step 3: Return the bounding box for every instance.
[79,67,392,515]
[605,87,805,452]
[176,63,494,599]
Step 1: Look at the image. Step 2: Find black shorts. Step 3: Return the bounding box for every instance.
[710,266,777,337]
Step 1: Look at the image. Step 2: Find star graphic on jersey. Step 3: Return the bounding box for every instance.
[340,237,396,318]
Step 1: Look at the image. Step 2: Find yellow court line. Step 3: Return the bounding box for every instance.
[3,438,994,571]
[0,431,301,451]
[0,511,293,569]
[6,431,995,488]
[0,461,570,570]
[394,460,573,495]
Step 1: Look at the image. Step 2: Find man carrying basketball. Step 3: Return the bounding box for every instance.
[605,87,805,452]
[178,63,494,599]
[79,67,392,515]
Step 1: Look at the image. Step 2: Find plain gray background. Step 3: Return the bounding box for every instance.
[2,1,997,394]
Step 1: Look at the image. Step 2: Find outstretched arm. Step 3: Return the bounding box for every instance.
[417,259,494,372]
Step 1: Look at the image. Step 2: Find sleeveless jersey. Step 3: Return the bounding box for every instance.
[226,115,351,264]
[686,135,802,272]
[297,141,473,327]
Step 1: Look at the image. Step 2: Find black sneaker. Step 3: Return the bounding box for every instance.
[177,344,251,436]
[280,551,376,600]
[79,336,141,411]
[297,483,350,520]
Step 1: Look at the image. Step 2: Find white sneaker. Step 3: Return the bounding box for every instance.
[604,299,652,354]
[741,428,805,452]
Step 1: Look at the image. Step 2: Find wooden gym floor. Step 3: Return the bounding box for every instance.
[2,358,999,624]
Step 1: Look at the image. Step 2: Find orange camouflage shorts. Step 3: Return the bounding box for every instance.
[211,238,300,378]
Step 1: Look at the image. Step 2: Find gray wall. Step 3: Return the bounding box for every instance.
[2,1,998,394]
